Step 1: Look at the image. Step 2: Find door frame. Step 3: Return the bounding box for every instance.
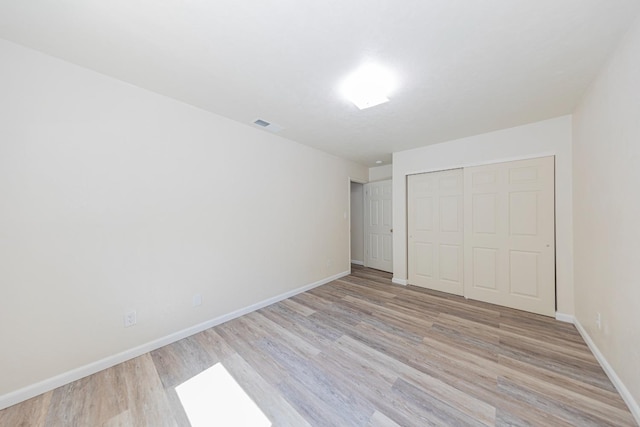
[348,177,367,273]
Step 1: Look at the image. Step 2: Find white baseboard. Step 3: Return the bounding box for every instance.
[350,260,364,266]
[0,270,349,411]
[573,318,640,425]
[392,277,408,286]
[555,312,575,323]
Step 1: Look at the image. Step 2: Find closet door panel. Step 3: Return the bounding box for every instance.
[464,156,555,316]
[408,169,464,295]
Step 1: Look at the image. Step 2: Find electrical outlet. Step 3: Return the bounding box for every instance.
[595,312,602,330]
[192,293,202,307]
[124,310,137,328]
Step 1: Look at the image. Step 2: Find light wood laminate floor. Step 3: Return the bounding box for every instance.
[1,265,636,426]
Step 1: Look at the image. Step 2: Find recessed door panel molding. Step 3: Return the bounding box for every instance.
[371,199,379,225]
[364,180,393,273]
[439,196,460,232]
[382,235,393,264]
[416,197,434,231]
[464,156,555,316]
[415,242,434,278]
[382,199,392,227]
[439,244,462,283]
[439,175,460,190]
[408,169,464,295]
[472,194,497,234]
[509,191,538,236]
[472,170,497,187]
[509,166,539,184]
[509,250,540,297]
[472,247,498,290]
[370,235,379,259]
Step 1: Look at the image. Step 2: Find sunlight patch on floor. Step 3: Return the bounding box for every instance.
[175,363,271,427]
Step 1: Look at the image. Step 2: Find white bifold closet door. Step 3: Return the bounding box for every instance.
[408,169,464,295]
[464,156,555,316]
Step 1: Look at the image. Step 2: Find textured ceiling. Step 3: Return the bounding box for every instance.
[1,0,639,166]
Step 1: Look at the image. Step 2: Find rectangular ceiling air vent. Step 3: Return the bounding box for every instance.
[254,119,270,127]
[252,118,284,133]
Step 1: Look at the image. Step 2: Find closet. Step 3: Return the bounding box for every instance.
[407,156,555,316]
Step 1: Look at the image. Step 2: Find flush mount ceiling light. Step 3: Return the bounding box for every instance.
[341,63,396,110]
[375,160,383,164]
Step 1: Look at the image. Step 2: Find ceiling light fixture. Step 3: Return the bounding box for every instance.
[375,160,383,164]
[341,63,396,110]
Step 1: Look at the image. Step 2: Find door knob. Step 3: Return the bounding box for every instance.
[390,228,393,233]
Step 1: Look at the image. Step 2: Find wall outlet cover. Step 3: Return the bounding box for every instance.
[124,310,137,328]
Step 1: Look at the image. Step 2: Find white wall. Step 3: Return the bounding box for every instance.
[393,116,574,314]
[350,182,364,264]
[573,16,640,417]
[0,39,367,401]
[369,164,392,182]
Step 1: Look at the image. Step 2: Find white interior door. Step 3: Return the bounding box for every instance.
[364,180,393,272]
[464,156,555,316]
[408,169,464,295]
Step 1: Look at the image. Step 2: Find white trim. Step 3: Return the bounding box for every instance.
[574,318,640,424]
[392,277,408,286]
[351,260,364,266]
[0,270,349,411]
[554,312,575,323]
[405,153,558,177]
[348,176,368,185]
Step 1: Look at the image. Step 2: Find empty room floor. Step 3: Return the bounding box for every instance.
[0,265,635,426]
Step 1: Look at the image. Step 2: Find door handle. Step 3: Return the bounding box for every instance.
[390,228,393,233]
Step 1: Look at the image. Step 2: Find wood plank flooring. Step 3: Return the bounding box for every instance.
[1,265,636,426]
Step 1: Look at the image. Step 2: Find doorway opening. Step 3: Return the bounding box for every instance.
[350,181,365,266]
